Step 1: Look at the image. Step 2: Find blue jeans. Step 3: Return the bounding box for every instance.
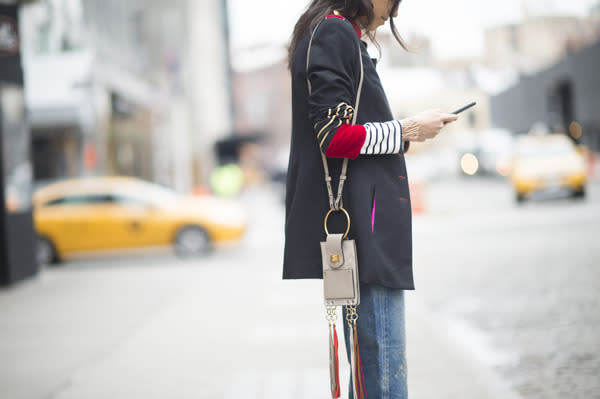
[343,283,408,399]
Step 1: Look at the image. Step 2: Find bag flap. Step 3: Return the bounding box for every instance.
[324,233,345,268]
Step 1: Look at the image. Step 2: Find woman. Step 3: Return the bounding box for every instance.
[283,0,458,397]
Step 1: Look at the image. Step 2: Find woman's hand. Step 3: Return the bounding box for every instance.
[400,110,458,142]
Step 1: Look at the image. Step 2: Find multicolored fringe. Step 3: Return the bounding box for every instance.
[328,322,341,398]
[347,306,366,399]
[326,306,341,398]
[352,322,366,398]
[327,305,366,399]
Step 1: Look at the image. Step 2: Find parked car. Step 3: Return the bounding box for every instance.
[510,134,586,203]
[33,176,247,264]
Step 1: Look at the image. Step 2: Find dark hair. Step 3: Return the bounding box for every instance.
[287,0,409,69]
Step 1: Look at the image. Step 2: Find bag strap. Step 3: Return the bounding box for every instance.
[306,19,365,211]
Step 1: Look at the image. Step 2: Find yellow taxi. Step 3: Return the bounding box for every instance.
[510,134,586,203]
[33,176,247,264]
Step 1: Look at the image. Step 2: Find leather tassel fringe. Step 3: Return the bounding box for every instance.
[328,322,341,398]
[347,305,366,399]
[351,321,366,398]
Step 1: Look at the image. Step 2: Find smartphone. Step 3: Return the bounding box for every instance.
[452,101,477,114]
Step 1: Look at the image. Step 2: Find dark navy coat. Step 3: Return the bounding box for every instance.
[283,17,414,290]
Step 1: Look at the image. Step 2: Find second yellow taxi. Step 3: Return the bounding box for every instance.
[510,134,586,203]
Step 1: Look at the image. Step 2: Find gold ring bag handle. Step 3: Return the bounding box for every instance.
[307,17,367,399]
[324,207,351,239]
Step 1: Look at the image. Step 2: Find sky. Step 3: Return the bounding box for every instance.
[228,0,598,69]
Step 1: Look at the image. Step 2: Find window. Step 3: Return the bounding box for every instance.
[109,195,148,207]
[43,194,112,207]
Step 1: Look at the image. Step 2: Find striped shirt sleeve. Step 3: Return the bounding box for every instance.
[360,120,403,155]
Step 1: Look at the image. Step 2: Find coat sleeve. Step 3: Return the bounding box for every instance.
[307,19,407,159]
[306,19,365,158]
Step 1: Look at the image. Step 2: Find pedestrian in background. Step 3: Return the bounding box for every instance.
[283,0,458,397]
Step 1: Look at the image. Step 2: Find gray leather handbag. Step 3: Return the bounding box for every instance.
[320,219,360,306]
[306,15,366,399]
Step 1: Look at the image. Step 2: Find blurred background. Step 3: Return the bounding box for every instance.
[1,0,599,398]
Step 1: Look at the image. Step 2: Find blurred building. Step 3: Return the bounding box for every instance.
[82,0,233,191]
[485,15,598,74]
[490,40,600,151]
[19,0,102,185]
[486,1,600,149]
[229,45,292,180]
[376,30,491,154]
[377,31,433,68]
[482,8,600,79]
[1,0,38,285]
[20,0,233,192]
[232,58,290,150]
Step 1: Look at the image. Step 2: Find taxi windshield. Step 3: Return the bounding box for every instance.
[516,138,574,159]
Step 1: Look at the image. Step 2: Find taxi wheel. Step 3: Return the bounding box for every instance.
[36,236,59,266]
[516,193,526,204]
[572,186,586,199]
[174,226,211,257]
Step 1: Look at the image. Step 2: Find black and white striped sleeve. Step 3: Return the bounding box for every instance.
[360,120,403,155]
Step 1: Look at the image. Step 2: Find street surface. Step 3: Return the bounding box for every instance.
[0,175,598,398]
[415,176,600,399]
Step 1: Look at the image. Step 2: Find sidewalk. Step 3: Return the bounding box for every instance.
[0,257,522,399]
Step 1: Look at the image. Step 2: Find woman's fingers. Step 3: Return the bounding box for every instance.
[440,113,459,123]
[401,110,459,142]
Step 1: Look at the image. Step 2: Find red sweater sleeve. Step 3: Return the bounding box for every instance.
[324,124,366,159]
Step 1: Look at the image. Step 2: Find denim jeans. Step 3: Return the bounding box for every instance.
[343,283,408,399]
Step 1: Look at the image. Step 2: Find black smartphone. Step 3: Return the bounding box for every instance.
[452,101,477,114]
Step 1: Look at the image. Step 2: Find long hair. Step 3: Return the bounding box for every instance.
[287,0,409,69]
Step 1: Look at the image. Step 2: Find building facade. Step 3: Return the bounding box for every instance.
[82,0,233,191]
[20,0,233,192]
[490,41,600,151]
[484,9,600,72]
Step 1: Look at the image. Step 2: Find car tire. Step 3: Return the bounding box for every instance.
[174,226,211,257]
[516,193,526,204]
[572,186,586,199]
[36,236,59,266]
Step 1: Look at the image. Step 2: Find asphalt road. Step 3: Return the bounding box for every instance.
[412,176,600,399]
